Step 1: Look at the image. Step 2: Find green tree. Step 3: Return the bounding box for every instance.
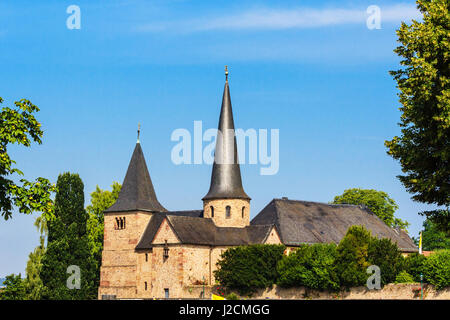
[40,173,97,299]
[368,237,404,286]
[414,218,450,250]
[0,274,27,300]
[0,97,55,220]
[335,225,372,288]
[214,244,285,295]
[422,250,450,289]
[277,243,340,291]
[24,216,48,299]
[404,253,427,282]
[332,188,409,229]
[385,0,449,232]
[86,182,121,292]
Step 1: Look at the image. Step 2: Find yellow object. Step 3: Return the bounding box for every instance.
[419,231,423,254]
[212,294,226,300]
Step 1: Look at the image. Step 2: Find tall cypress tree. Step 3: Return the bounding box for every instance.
[40,172,96,299]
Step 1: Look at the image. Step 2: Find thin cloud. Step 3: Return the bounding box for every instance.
[135,4,421,33]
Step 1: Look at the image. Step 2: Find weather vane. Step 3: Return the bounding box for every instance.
[225,65,228,82]
[137,123,141,143]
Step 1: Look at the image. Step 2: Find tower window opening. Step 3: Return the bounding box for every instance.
[226,206,231,219]
[242,206,245,218]
[163,240,169,260]
[144,281,148,291]
[115,217,126,230]
[210,206,214,218]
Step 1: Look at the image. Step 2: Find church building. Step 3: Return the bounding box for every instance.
[98,69,417,299]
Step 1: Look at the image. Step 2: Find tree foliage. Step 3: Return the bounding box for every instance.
[0,274,27,300]
[86,182,121,292]
[40,173,97,299]
[335,225,373,288]
[368,238,404,286]
[422,249,450,289]
[414,217,450,250]
[404,253,427,282]
[214,244,285,295]
[277,244,340,291]
[332,188,409,229]
[0,97,56,220]
[385,0,449,231]
[24,216,47,299]
[395,271,415,284]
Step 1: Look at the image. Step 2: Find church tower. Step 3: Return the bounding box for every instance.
[202,67,251,228]
[98,131,166,299]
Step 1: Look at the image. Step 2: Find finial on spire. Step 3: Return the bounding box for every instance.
[225,65,228,82]
[137,123,141,143]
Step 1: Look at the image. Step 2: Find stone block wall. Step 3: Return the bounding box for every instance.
[203,199,250,228]
[98,211,152,299]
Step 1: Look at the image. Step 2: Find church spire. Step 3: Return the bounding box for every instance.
[203,67,250,201]
[105,140,166,213]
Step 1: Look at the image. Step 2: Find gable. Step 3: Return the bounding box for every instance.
[152,218,180,244]
[264,226,282,244]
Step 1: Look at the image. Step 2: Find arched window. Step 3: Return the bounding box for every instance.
[226,206,231,219]
[242,206,245,218]
[210,206,214,218]
[115,217,126,230]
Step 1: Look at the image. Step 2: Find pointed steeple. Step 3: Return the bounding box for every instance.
[105,142,166,213]
[203,67,250,200]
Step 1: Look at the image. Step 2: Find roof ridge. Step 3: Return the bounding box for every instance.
[273,198,366,208]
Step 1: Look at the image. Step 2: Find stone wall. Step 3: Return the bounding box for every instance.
[221,284,450,300]
[98,211,152,299]
[203,199,250,228]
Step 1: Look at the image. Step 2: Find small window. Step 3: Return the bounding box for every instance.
[226,206,231,219]
[145,253,148,262]
[164,288,169,299]
[115,217,126,230]
[163,240,169,260]
[210,206,214,218]
[144,282,148,291]
[242,206,245,218]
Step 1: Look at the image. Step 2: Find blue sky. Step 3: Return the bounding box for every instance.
[0,0,434,276]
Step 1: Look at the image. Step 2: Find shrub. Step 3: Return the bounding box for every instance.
[395,271,415,284]
[422,250,450,289]
[368,237,404,285]
[335,226,372,288]
[404,253,427,282]
[277,243,339,291]
[225,292,240,300]
[214,244,285,295]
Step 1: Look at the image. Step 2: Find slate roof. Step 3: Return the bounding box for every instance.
[250,198,418,252]
[105,142,166,213]
[135,211,274,249]
[203,77,250,201]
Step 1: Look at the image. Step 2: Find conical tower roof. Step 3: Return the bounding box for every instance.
[203,68,250,200]
[105,141,167,213]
